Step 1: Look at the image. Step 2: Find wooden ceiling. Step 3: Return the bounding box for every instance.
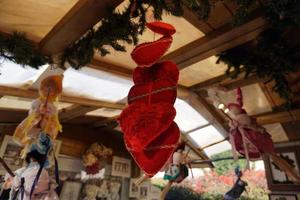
[0,0,300,162]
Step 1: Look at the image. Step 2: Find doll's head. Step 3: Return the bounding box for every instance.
[39,75,63,100]
[227,103,246,115]
[176,142,186,153]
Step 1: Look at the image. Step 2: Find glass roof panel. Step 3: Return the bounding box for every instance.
[86,108,122,118]
[63,67,133,103]
[174,99,208,132]
[188,125,224,148]
[204,141,232,157]
[0,61,47,88]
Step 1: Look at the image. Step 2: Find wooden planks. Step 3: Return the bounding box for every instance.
[191,73,260,91]
[163,12,267,70]
[39,0,123,54]
[254,109,300,125]
[0,85,125,109]
[59,104,98,122]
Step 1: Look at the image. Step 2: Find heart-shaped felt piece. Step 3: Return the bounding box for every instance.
[133,61,179,85]
[128,79,177,105]
[131,36,172,67]
[146,21,176,36]
[119,102,176,152]
[126,122,180,176]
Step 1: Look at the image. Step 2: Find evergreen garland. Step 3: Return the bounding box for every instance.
[0,0,299,107]
[217,0,300,107]
[0,32,50,69]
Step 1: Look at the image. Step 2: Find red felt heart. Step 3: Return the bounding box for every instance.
[126,122,180,176]
[131,36,172,67]
[146,21,176,36]
[133,61,179,85]
[119,102,176,152]
[128,79,177,105]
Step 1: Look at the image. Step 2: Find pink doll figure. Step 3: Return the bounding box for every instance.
[227,88,300,182]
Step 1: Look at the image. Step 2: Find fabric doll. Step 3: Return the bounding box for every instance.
[5,132,58,200]
[6,151,58,200]
[97,180,109,199]
[107,182,120,200]
[223,167,247,200]
[83,184,99,200]
[225,87,300,182]
[13,75,63,157]
[161,143,189,199]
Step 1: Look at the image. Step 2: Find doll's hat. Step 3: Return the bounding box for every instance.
[39,75,63,98]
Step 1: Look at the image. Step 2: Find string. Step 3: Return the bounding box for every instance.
[147,82,153,105]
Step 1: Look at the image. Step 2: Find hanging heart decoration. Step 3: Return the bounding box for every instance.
[119,21,180,176]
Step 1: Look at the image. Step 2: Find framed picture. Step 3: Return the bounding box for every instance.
[129,178,140,198]
[139,181,150,200]
[0,135,24,175]
[149,185,161,200]
[263,145,300,191]
[269,193,298,200]
[111,156,131,178]
[59,181,82,200]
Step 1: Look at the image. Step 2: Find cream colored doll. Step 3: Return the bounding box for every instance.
[13,75,63,157]
[107,182,120,200]
[83,184,99,200]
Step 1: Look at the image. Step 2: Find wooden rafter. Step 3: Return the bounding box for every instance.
[0,85,125,109]
[182,6,213,34]
[254,108,300,125]
[191,73,260,91]
[39,0,123,54]
[163,12,266,70]
[59,104,98,122]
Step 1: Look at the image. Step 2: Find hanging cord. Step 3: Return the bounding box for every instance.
[29,147,50,199]
[12,178,25,200]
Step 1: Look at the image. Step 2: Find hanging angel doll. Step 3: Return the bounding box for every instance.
[160,142,190,200]
[214,87,300,182]
[13,75,63,157]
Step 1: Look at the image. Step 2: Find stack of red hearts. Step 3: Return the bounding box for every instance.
[119,21,180,177]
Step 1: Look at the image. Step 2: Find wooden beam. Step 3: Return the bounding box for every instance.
[187,92,228,137]
[254,108,300,125]
[191,72,260,91]
[182,6,214,34]
[163,12,267,70]
[89,59,133,78]
[59,105,98,122]
[39,0,123,54]
[0,85,125,109]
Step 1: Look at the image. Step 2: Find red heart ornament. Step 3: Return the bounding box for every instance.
[128,79,177,105]
[126,122,180,176]
[133,61,179,85]
[131,36,172,67]
[146,21,176,36]
[119,102,176,152]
